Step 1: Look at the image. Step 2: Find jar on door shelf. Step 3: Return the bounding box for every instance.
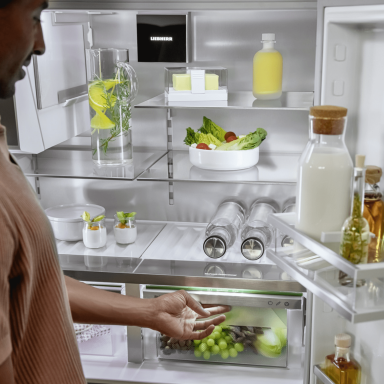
[339,155,369,287]
[363,166,384,263]
[203,201,246,259]
[296,106,353,242]
[114,211,137,244]
[323,333,361,384]
[82,212,107,249]
[240,198,278,260]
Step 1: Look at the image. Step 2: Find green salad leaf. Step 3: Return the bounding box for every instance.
[184,127,199,146]
[198,116,227,142]
[197,133,222,147]
[216,128,267,151]
[116,211,136,225]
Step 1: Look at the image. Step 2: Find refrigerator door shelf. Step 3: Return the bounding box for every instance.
[313,365,335,384]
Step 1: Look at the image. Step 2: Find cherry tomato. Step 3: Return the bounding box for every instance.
[196,143,211,150]
[226,136,237,143]
[224,132,236,141]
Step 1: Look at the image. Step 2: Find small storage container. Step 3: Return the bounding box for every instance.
[165,67,228,102]
[45,203,105,241]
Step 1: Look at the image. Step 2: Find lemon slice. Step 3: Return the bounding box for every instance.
[89,82,117,110]
[90,113,115,130]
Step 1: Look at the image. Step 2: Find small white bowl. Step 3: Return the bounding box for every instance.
[189,146,259,171]
[45,203,105,242]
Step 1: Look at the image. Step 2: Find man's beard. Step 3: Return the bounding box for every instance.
[0,79,16,99]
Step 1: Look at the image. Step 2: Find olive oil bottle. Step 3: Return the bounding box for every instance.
[323,334,361,384]
[339,155,369,287]
[363,166,384,263]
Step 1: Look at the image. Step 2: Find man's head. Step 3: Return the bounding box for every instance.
[0,0,47,98]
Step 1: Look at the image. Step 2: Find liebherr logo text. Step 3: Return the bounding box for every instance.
[150,37,173,41]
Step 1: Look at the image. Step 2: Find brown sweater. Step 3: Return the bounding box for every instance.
[0,123,85,383]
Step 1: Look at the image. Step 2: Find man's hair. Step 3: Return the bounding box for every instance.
[0,0,14,8]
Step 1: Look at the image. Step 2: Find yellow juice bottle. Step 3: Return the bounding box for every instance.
[253,33,283,100]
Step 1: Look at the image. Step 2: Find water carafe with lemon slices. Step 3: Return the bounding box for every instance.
[87,48,138,165]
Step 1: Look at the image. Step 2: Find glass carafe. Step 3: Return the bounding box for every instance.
[203,201,246,259]
[296,106,353,242]
[87,48,138,165]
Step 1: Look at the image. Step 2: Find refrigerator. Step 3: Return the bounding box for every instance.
[2,0,384,383]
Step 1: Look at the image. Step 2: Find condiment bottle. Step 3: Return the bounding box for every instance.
[252,33,283,100]
[296,106,353,242]
[323,333,361,384]
[204,201,246,259]
[363,166,384,263]
[339,155,369,287]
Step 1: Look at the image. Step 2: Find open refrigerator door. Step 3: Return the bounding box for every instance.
[310,1,384,383]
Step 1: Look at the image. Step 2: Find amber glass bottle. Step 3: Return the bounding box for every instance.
[323,334,361,384]
[363,166,384,263]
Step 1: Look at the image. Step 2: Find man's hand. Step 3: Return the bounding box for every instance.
[65,277,231,340]
[151,290,231,340]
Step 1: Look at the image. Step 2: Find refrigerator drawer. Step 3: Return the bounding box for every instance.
[141,287,304,368]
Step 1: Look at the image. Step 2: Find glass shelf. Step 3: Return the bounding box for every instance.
[138,151,298,185]
[57,220,165,261]
[135,91,314,110]
[23,148,167,181]
[267,213,384,323]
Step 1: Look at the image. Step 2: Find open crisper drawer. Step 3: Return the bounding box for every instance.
[267,213,384,323]
[142,287,304,369]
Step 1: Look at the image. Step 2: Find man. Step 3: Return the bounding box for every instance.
[0,1,230,383]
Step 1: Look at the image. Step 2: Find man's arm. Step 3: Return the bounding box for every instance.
[65,276,230,340]
[0,354,14,384]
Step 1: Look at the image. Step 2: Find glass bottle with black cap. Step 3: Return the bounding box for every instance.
[240,198,279,260]
[203,201,246,259]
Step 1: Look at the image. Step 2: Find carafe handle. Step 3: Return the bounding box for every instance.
[116,61,138,104]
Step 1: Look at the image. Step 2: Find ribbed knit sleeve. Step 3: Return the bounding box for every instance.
[0,202,16,365]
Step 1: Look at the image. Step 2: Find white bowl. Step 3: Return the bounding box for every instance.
[45,203,105,241]
[189,146,259,171]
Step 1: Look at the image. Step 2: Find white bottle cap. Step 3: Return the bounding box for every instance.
[262,33,276,41]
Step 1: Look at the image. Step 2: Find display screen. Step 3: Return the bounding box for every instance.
[137,15,187,62]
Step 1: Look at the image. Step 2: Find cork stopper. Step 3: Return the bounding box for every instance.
[310,105,348,135]
[366,165,382,184]
[355,154,366,169]
[335,333,351,348]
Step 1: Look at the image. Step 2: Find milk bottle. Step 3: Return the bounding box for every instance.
[296,106,353,242]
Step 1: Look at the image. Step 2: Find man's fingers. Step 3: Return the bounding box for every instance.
[193,315,226,330]
[197,305,232,318]
[189,325,215,340]
[180,291,210,317]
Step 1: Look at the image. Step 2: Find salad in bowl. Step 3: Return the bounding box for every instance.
[184,117,267,170]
